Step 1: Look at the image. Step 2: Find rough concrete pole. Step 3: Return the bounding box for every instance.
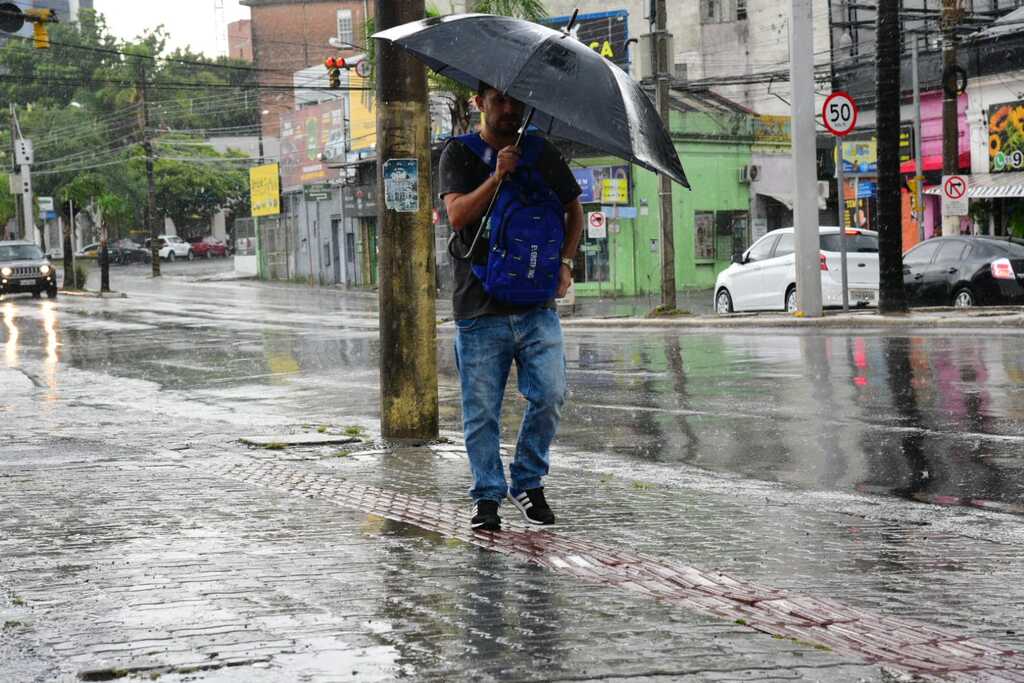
[789,0,822,316]
[654,0,676,311]
[941,0,961,237]
[375,0,439,440]
[876,0,908,313]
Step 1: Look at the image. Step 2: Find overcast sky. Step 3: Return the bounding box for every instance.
[93,1,251,58]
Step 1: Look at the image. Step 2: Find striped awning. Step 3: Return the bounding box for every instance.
[924,172,1024,198]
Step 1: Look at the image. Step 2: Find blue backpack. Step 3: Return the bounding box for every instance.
[454,133,565,306]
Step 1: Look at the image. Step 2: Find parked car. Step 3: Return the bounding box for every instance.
[145,235,193,262]
[76,242,100,258]
[714,227,880,314]
[189,238,229,259]
[0,240,58,299]
[111,239,151,264]
[902,236,1024,308]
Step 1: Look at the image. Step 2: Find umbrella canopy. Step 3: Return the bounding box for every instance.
[374,13,689,188]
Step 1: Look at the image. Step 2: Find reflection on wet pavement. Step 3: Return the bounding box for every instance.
[2,268,1023,513]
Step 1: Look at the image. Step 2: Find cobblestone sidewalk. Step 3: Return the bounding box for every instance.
[4,433,1024,681]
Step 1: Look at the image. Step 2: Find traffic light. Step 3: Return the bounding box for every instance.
[324,56,352,89]
[0,5,59,49]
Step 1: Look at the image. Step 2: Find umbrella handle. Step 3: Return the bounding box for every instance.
[449,107,537,262]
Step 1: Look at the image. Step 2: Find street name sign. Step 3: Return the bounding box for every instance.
[942,175,969,216]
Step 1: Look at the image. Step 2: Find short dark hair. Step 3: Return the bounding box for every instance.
[477,81,496,98]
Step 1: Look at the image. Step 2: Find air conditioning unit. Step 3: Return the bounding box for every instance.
[738,164,761,183]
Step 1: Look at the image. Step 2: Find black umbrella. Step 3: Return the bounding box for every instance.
[373,13,690,188]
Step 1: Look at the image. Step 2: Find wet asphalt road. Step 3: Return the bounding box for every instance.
[3,260,1024,681]
[9,259,1022,512]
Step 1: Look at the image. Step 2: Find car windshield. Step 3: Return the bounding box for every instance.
[0,244,44,261]
[819,233,879,253]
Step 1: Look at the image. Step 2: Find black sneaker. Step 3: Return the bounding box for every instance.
[509,487,555,525]
[471,499,501,531]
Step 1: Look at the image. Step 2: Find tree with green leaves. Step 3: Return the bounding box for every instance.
[0,8,257,246]
[365,1,549,135]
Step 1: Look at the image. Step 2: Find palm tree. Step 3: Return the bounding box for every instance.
[364,1,549,135]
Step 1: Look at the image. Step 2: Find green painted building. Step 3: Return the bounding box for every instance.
[569,90,757,297]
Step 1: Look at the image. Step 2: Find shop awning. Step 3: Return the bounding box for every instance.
[923,172,1024,198]
[900,151,971,174]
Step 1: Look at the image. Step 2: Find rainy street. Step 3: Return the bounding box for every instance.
[3,261,1024,681]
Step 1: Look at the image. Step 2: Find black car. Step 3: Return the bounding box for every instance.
[110,239,151,265]
[903,236,1024,307]
[0,241,58,298]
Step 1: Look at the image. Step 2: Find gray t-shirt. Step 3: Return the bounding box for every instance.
[438,134,581,320]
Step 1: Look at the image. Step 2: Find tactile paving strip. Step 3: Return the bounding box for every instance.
[203,459,1024,681]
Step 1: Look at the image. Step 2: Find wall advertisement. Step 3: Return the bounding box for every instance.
[250,163,281,217]
[989,100,1024,173]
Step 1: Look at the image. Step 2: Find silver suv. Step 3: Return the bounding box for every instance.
[0,241,58,299]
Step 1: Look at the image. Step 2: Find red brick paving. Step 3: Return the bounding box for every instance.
[209,459,1024,681]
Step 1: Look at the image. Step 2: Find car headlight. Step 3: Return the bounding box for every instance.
[1,267,11,277]
[40,264,51,275]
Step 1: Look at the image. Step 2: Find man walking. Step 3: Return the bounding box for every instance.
[439,84,583,531]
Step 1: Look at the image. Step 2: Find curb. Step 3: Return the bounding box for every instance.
[559,310,1024,330]
[58,290,127,299]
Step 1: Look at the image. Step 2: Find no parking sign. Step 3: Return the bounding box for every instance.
[587,211,607,239]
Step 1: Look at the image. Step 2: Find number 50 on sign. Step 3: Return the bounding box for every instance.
[822,92,859,137]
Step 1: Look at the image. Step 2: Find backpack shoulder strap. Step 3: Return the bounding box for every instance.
[453,133,496,169]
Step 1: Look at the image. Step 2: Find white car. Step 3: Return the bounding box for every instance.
[155,235,193,262]
[714,227,880,314]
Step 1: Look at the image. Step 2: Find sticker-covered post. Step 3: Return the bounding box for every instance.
[374,0,438,440]
[823,91,858,312]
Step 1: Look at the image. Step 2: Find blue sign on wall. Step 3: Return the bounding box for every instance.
[573,168,596,203]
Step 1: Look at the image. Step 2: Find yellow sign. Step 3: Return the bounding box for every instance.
[349,72,377,152]
[600,178,628,204]
[250,163,281,217]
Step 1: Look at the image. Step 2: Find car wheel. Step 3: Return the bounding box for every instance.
[31,289,42,299]
[715,288,734,314]
[786,286,798,313]
[46,286,57,299]
[953,287,975,308]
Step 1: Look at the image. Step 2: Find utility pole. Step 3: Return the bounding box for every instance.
[876,0,908,313]
[652,0,676,310]
[374,0,438,440]
[63,198,75,289]
[789,0,822,316]
[911,35,925,242]
[138,60,160,276]
[10,105,38,245]
[941,0,962,237]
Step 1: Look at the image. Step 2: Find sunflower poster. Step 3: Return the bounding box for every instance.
[989,101,1024,173]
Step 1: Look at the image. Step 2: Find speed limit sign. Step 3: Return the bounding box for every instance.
[822,91,859,137]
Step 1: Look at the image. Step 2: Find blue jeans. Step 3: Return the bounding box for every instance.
[454,308,567,504]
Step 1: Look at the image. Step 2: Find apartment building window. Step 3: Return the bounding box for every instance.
[702,0,747,23]
[337,9,353,45]
[702,0,722,22]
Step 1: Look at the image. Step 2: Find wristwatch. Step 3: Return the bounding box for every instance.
[560,257,574,270]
